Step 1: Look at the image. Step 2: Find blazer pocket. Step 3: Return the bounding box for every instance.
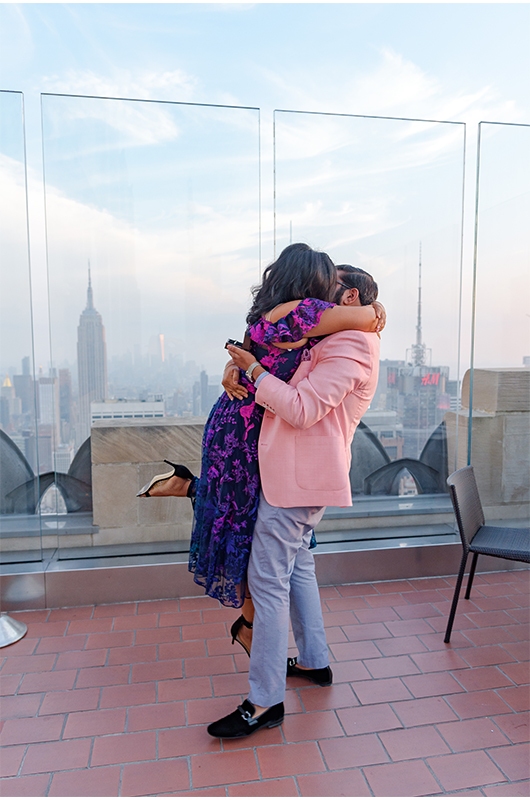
[294,436,349,491]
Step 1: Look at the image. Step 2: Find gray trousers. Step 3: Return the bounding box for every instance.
[247,492,329,708]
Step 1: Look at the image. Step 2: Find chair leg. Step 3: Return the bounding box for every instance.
[444,551,468,643]
[465,552,479,599]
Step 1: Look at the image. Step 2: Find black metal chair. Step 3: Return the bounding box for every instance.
[444,465,530,643]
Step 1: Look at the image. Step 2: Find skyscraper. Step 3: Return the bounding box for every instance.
[59,368,74,444]
[1,374,21,431]
[77,269,107,443]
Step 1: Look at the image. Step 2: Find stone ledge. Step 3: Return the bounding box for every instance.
[462,367,530,413]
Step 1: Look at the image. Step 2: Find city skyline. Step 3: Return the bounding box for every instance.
[2,253,455,471]
[1,4,528,384]
[0,5,528,482]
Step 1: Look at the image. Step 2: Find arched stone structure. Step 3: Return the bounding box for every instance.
[349,421,390,495]
[0,429,37,514]
[1,433,92,514]
[363,457,443,495]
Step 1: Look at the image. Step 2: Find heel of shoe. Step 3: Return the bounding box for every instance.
[267,718,284,729]
[230,615,253,638]
[164,461,195,482]
[230,615,252,658]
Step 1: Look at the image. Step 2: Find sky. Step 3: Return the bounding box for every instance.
[0,2,529,382]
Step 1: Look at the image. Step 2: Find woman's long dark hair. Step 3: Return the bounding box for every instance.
[246,243,336,326]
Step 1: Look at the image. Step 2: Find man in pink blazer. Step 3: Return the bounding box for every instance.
[208,266,380,739]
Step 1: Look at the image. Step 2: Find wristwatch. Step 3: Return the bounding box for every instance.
[245,361,261,382]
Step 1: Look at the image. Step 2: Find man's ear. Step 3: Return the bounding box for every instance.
[342,287,360,306]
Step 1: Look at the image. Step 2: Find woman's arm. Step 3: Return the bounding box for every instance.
[268,300,385,340]
[271,338,308,350]
[304,303,384,337]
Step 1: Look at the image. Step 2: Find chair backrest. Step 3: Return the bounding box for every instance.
[447,465,485,549]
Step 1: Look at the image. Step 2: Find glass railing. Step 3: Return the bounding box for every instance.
[0,91,43,565]
[2,92,527,566]
[40,93,261,555]
[466,121,530,522]
[274,110,466,518]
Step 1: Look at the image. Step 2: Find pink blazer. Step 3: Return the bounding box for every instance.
[255,330,380,508]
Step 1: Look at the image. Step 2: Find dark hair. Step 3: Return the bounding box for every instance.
[336,264,378,305]
[247,243,336,326]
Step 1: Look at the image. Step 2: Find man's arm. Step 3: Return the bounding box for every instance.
[254,332,375,430]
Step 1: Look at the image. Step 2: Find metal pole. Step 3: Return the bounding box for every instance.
[0,614,28,648]
[467,123,482,465]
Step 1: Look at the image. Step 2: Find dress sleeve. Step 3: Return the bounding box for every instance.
[249,298,335,345]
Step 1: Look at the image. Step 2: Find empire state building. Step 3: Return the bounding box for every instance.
[77,271,107,443]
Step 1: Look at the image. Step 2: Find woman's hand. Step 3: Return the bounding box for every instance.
[226,344,258,372]
[222,361,249,401]
[372,301,386,334]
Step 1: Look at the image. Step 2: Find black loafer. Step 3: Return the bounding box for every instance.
[286,657,333,686]
[207,699,284,739]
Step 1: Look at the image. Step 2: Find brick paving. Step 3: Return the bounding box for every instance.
[0,569,528,797]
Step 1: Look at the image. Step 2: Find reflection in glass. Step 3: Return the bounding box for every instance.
[0,91,42,563]
[41,94,261,549]
[467,122,530,521]
[274,110,466,502]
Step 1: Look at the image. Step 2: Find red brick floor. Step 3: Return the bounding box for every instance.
[1,569,528,797]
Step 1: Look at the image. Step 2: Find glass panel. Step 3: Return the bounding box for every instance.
[274,111,465,528]
[467,122,530,523]
[41,94,260,555]
[0,91,42,563]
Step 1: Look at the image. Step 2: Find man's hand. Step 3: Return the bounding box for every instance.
[372,301,386,334]
[222,360,248,401]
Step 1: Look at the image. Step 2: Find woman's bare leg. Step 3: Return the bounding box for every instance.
[236,593,254,654]
[148,475,191,497]
[242,595,255,623]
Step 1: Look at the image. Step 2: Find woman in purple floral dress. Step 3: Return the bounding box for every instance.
[139,244,381,615]
[189,296,336,609]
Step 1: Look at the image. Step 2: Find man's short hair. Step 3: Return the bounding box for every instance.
[336,264,378,305]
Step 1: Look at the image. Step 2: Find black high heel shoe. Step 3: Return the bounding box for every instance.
[137,460,195,497]
[231,615,253,657]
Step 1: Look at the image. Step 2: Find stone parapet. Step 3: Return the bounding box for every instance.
[446,368,530,517]
[461,367,530,413]
[91,417,205,545]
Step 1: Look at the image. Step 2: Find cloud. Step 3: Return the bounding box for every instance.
[41,67,197,103]
[0,154,36,373]
[1,151,261,374]
[262,47,525,128]
[352,49,440,116]
[40,68,199,146]
[39,68,261,150]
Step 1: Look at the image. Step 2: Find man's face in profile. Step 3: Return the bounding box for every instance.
[334,273,360,306]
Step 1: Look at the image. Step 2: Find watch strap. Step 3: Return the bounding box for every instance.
[245,361,261,381]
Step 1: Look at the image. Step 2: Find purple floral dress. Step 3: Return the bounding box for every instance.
[188,298,334,607]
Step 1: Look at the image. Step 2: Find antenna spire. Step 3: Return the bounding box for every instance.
[411,243,426,367]
[416,243,422,350]
[87,261,94,310]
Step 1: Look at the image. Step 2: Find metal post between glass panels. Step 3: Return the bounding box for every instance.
[0,90,43,568]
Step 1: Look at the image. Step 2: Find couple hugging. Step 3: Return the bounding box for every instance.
[138,243,384,738]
